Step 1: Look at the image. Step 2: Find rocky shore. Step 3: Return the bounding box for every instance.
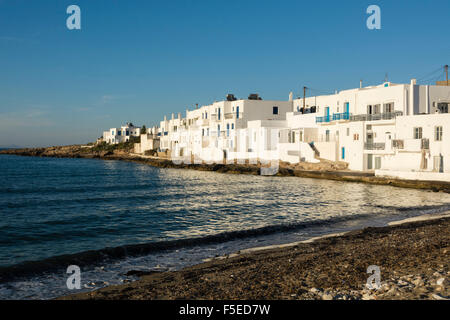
[1,145,450,193]
[60,216,449,300]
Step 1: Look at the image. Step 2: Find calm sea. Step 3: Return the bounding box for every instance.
[0,154,449,299]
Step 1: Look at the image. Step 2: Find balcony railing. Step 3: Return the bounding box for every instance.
[224,112,242,119]
[197,119,209,126]
[316,115,331,123]
[317,111,403,124]
[316,112,350,123]
[332,112,351,121]
[364,142,386,150]
[351,111,403,122]
[392,140,404,149]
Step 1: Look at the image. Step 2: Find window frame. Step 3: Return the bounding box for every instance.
[435,126,443,141]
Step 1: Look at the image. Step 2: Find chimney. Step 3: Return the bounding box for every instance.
[178,112,181,119]
[171,113,174,120]
[360,80,363,88]
[409,79,417,116]
[289,92,293,101]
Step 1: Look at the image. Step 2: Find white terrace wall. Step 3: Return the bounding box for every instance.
[380,114,450,174]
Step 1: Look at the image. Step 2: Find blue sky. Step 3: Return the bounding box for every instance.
[0,0,449,147]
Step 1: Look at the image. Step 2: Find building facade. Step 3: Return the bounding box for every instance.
[103,123,141,144]
[110,80,450,181]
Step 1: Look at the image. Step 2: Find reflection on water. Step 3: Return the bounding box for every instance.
[0,155,449,299]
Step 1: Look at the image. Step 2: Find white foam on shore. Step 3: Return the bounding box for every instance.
[203,211,450,262]
[388,211,450,226]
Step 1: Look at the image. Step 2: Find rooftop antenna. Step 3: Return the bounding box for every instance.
[384,73,389,82]
[303,86,308,109]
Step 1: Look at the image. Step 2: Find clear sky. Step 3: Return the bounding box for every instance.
[0,0,449,147]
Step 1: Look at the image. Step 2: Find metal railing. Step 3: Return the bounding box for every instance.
[351,111,403,122]
[332,112,351,121]
[316,115,331,123]
[364,142,386,150]
[316,112,350,123]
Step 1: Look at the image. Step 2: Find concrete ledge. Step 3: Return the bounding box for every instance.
[376,169,450,182]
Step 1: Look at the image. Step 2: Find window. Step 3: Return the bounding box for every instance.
[126,130,129,136]
[325,130,330,142]
[236,106,239,119]
[226,123,230,137]
[205,112,208,119]
[202,129,204,136]
[367,104,381,114]
[374,104,381,114]
[273,106,279,115]
[435,126,443,141]
[117,130,121,136]
[218,109,221,120]
[291,132,296,143]
[231,123,234,129]
[437,103,449,114]
[346,128,350,136]
[353,133,359,141]
[217,125,220,136]
[414,127,423,139]
[384,103,394,113]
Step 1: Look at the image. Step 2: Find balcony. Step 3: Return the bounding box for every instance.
[197,119,209,126]
[225,112,243,120]
[316,115,331,123]
[351,111,403,122]
[332,112,351,121]
[364,142,385,150]
[316,112,350,123]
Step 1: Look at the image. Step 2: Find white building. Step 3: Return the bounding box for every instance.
[130,79,450,181]
[103,123,141,144]
[283,80,450,180]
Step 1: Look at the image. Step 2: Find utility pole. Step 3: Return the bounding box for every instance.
[303,86,307,110]
[445,65,449,85]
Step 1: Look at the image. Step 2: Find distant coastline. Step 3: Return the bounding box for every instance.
[1,145,450,193]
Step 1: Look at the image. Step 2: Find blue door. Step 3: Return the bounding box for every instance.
[325,107,330,122]
[236,106,239,119]
[342,147,345,160]
[344,103,349,119]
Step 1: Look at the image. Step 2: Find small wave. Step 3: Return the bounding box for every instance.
[0,213,374,283]
[374,203,450,214]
